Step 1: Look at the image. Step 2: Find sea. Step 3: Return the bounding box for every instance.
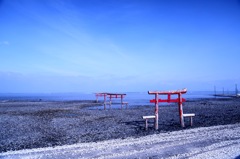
[0,91,225,106]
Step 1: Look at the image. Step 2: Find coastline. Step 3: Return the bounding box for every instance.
[1,97,240,157]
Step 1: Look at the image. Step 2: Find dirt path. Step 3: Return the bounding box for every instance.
[1,123,240,159]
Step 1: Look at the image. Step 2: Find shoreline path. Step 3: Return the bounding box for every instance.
[1,123,240,159]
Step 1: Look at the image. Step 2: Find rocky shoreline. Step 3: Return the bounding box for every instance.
[1,98,240,153]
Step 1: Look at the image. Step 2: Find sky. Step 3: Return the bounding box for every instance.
[0,0,240,93]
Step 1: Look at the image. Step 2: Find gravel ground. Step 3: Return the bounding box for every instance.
[1,123,240,159]
[0,98,240,157]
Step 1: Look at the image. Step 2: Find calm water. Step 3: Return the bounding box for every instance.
[0,91,218,106]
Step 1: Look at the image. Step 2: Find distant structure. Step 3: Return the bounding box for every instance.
[214,84,239,98]
[214,86,216,97]
[236,84,238,96]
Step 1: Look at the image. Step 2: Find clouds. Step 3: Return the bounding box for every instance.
[0,0,240,93]
[10,1,135,72]
[0,41,9,45]
[0,71,146,93]
[3,70,235,93]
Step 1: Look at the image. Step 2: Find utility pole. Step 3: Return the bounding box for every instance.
[236,84,238,95]
[214,86,216,96]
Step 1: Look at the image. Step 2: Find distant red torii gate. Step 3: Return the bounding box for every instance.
[95,93,127,110]
[148,88,187,130]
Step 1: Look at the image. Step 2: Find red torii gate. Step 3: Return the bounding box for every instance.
[95,93,127,110]
[95,93,108,103]
[148,88,187,130]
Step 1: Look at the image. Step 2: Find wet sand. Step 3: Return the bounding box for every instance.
[0,98,240,153]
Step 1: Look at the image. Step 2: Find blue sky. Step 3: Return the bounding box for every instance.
[0,0,240,93]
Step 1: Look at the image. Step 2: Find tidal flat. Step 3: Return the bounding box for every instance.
[1,98,240,153]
